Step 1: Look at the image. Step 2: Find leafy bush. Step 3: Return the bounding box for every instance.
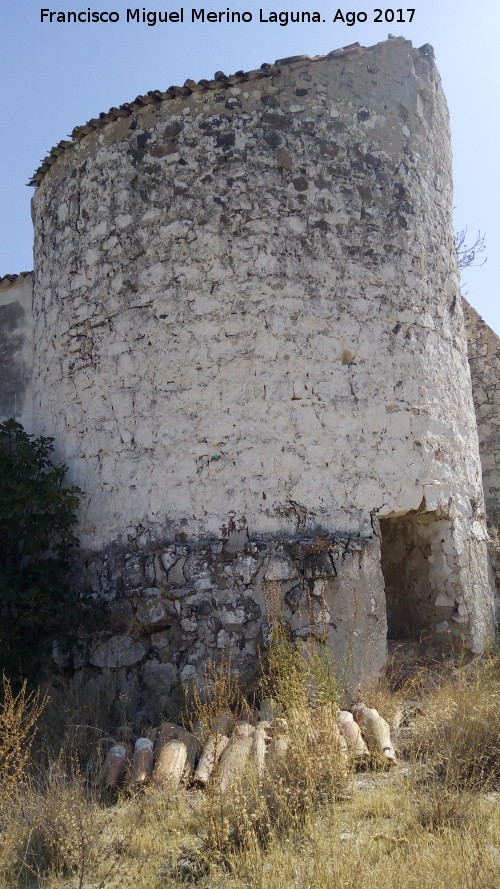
[0,419,82,683]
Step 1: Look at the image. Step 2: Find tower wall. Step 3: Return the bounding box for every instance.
[28,39,494,704]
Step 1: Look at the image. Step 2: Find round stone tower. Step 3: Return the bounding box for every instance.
[30,38,494,697]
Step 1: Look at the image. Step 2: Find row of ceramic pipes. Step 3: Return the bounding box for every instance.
[102,702,396,791]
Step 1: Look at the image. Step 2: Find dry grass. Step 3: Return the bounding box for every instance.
[0,676,48,800]
[186,653,246,742]
[407,654,500,790]
[1,652,500,888]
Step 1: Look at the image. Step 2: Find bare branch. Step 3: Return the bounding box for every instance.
[455,227,487,270]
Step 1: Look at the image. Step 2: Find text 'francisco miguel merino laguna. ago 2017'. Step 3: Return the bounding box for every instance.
[39,8,417,26]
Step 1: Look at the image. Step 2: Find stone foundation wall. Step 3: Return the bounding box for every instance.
[67,527,387,727]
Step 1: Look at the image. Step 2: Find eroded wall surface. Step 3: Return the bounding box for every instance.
[0,273,33,429]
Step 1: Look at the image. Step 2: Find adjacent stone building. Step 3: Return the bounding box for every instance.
[463,301,500,532]
[1,38,497,718]
[0,272,33,432]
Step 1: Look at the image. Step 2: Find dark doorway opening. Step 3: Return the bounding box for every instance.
[379,511,450,642]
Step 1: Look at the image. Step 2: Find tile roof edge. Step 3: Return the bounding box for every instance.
[28,42,369,188]
[0,271,34,287]
[27,38,428,190]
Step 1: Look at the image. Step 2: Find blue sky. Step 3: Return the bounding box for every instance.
[1,0,498,331]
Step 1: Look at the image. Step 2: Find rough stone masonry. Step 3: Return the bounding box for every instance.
[1,38,496,723]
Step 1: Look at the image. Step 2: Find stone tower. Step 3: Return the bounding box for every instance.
[24,38,494,701]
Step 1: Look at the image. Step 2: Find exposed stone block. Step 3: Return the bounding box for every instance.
[89,636,148,669]
[264,556,298,582]
[135,594,171,630]
[303,553,336,578]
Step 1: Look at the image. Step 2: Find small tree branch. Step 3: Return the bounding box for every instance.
[455,227,487,270]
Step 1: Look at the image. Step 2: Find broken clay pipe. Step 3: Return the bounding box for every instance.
[352,704,396,762]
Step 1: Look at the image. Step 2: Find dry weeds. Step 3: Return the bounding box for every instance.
[1,653,500,888]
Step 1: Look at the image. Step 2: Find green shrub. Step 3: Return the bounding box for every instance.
[0,419,83,684]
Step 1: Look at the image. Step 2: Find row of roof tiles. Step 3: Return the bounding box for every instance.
[4,47,364,284]
[28,44,365,187]
[0,271,33,288]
